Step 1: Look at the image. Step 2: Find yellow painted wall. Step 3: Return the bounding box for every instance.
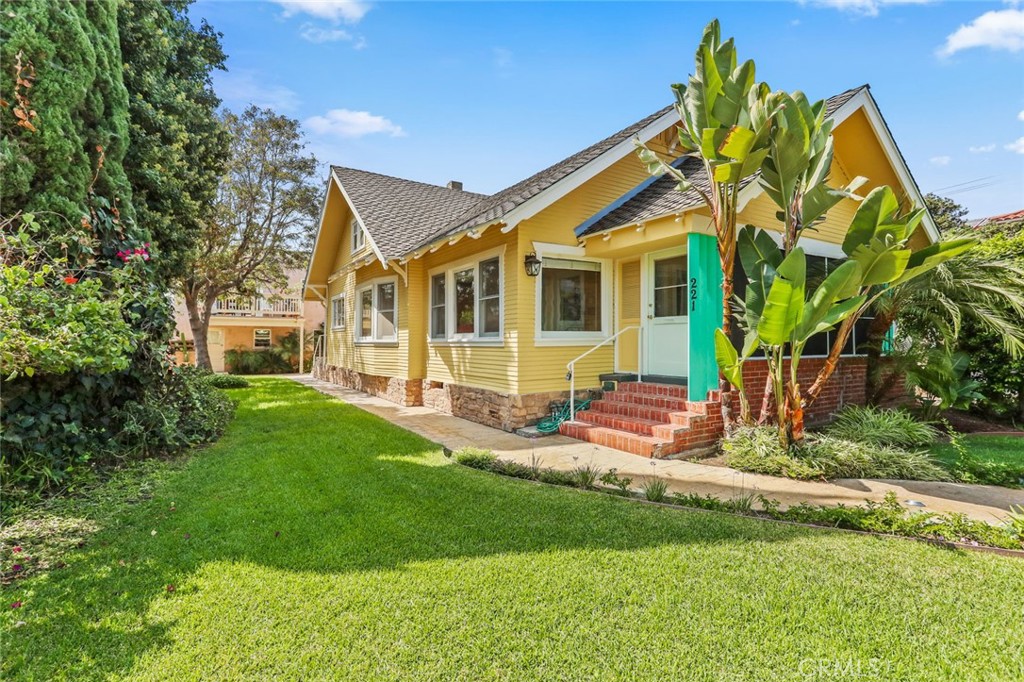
[616,259,642,373]
[421,227,519,392]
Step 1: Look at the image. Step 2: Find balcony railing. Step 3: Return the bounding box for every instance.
[212,296,302,317]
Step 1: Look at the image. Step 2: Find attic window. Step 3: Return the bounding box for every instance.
[351,219,366,254]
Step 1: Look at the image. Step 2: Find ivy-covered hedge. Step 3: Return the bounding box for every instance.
[0,0,232,505]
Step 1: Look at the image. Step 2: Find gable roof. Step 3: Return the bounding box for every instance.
[331,167,487,260]
[575,85,868,238]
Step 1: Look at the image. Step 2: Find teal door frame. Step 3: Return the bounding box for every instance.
[686,232,723,401]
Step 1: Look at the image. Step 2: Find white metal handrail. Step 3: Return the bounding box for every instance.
[566,325,642,421]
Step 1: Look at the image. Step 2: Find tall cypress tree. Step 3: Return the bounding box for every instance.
[118,0,229,286]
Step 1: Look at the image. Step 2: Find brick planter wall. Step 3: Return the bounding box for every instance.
[730,356,868,426]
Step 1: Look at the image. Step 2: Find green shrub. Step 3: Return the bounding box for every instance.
[722,427,820,479]
[800,435,951,482]
[537,468,577,487]
[826,405,937,448]
[571,461,601,489]
[641,477,669,503]
[724,426,951,482]
[207,374,250,389]
[452,448,496,470]
[491,459,535,480]
[599,468,633,495]
[224,347,293,375]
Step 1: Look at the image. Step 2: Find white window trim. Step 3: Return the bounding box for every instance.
[532,242,611,346]
[253,328,272,349]
[351,218,367,255]
[427,245,505,345]
[330,293,346,330]
[354,275,399,344]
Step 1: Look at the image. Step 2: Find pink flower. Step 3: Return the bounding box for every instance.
[12,546,22,553]
[11,564,22,572]
[10,601,21,609]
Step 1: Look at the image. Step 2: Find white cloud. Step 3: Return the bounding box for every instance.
[1018,109,1024,121]
[305,109,405,138]
[804,0,929,18]
[938,9,1024,56]
[214,70,299,112]
[929,155,952,166]
[493,47,513,69]
[299,23,362,44]
[968,144,997,153]
[1006,137,1024,154]
[272,0,371,23]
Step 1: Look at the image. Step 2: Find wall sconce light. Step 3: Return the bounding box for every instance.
[524,251,542,277]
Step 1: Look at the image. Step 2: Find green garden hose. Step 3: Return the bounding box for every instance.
[535,397,591,434]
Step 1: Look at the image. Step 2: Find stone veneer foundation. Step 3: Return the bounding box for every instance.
[315,364,591,431]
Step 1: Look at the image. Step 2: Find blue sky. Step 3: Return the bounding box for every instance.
[193,0,1024,219]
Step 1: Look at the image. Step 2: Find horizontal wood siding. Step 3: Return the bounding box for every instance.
[421,227,519,392]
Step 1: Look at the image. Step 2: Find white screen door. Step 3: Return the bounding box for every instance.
[644,248,688,377]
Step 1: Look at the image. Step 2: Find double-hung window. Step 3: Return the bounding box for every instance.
[253,329,271,349]
[355,278,397,342]
[429,252,502,342]
[351,219,365,254]
[331,294,346,330]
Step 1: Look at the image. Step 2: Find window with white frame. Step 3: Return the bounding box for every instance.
[253,329,271,348]
[540,258,603,332]
[429,253,502,341]
[355,279,397,342]
[331,294,346,330]
[351,219,365,253]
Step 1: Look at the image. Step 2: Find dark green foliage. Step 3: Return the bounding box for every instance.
[0,0,232,501]
[206,374,250,389]
[1,0,134,223]
[224,347,295,375]
[723,426,950,481]
[452,447,497,470]
[537,468,577,487]
[825,405,938,448]
[118,0,228,284]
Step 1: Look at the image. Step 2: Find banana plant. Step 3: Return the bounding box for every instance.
[803,186,976,405]
[634,20,775,425]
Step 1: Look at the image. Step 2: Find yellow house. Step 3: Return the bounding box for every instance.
[304,86,939,457]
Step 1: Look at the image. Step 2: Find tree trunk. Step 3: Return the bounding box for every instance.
[805,316,856,407]
[756,372,773,425]
[864,311,896,406]
[184,287,214,371]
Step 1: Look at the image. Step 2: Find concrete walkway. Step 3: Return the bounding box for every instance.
[289,375,1024,524]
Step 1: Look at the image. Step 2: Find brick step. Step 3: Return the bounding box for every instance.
[575,410,690,438]
[616,382,688,399]
[602,391,690,410]
[588,399,702,427]
[559,421,672,458]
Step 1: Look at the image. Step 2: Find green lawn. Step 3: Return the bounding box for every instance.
[931,434,1024,487]
[3,379,1023,681]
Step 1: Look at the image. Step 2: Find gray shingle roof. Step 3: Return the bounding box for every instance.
[574,85,869,238]
[331,167,487,260]
[331,86,868,260]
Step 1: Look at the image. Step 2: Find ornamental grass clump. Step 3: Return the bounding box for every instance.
[825,405,937,449]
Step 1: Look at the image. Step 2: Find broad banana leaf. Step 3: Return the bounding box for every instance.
[850,238,912,287]
[891,237,976,287]
[714,328,743,390]
[796,260,863,340]
[757,247,806,345]
[842,186,900,256]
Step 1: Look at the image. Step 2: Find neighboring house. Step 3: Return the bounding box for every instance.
[173,268,325,372]
[304,85,939,456]
[969,209,1024,229]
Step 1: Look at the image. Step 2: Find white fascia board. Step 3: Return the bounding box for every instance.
[303,176,334,298]
[498,109,679,231]
[330,169,389,268]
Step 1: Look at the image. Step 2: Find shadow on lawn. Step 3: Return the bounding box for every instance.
[4,378,828,679]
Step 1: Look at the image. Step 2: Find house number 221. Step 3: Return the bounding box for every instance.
[690,277,697,312]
